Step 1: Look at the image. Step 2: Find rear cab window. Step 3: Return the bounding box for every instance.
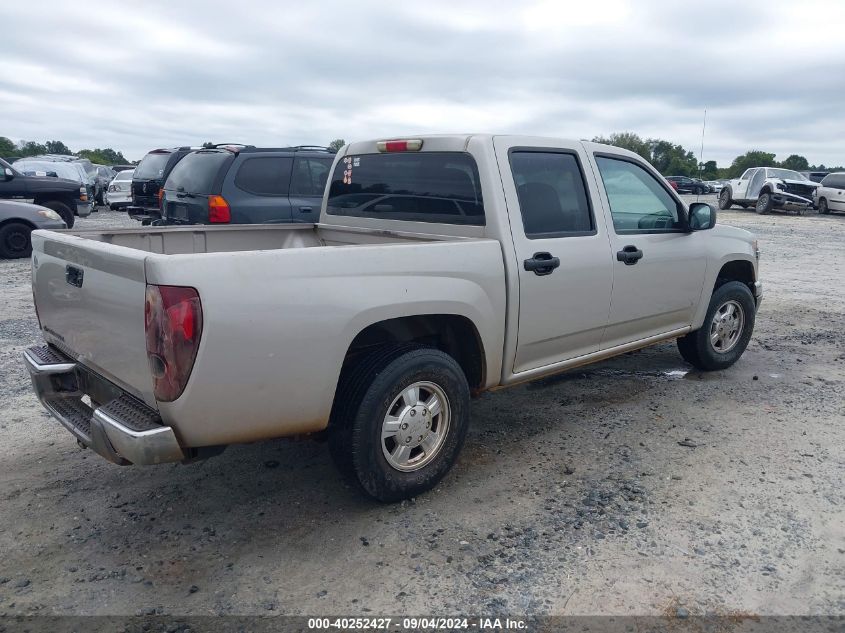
[165,151,232,194]
[326,152,484,225]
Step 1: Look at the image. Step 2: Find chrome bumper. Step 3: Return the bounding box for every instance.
[752,281,763,308]
[23,345,184,465]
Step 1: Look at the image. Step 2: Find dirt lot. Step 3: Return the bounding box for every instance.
[0,200,842,618]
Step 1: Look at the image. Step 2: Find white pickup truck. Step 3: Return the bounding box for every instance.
[24,135,762,502]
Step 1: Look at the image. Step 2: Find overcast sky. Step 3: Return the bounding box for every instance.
[1,0,843,165]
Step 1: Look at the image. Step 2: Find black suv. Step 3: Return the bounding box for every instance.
[665,175,710,195]
[0,157,92,228]
[160,146,335,225]
[128,147,196,222]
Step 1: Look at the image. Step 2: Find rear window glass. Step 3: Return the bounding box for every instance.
[134,152,171,180]
[234,156,292,195]
[326,152,484,225]
[165,151,231,194]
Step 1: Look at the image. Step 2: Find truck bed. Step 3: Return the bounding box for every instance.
[53,223,453,255]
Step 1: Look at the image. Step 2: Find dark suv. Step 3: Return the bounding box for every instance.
[665,176,710,194]
[160,146,335,225]
[128,147,196,222]
[0,157,92,228]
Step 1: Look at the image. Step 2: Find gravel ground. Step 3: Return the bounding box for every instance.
[0,199,842,618]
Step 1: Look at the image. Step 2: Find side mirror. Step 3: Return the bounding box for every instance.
[3,167,13,182]
[689,202,716,231]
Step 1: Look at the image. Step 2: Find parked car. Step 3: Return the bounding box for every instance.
[13,158,96,204]
[0,157,92,227]
[128,147,197,223]
[160,145,335,225]
[665,176,709,194]
[104,169,134,210]
[0,199,66,258]
[813,172,845,214]
[95,165,116,204]
[705,180,725,194]
[22,134,762,502]
[720,167,819,214]
[801,171,829,183]
[17,155,99,204]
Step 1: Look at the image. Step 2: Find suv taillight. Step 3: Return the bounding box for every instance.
[157,187,164,209]
[144,285,203,402]
[208,195,230,223]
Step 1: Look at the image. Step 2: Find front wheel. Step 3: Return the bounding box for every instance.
[0,221,33,259]
[677,281,756,371]
[755,192,773,214]
[330,347,470,502]
[718,188,733,210]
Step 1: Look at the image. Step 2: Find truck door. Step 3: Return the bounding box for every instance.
[590,154,707,346]
[732,169,756,201]
[494,138,614,373]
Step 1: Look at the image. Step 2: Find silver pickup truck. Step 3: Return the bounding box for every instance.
[24,135,762,501]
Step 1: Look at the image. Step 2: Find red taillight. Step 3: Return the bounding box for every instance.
[144,285,202,402]
[208,195,231,223]
[376,139,423,152]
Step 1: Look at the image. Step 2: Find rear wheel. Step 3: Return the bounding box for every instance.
[0,222,33,259]
[329,346,470,502]
[755,191,773,214]
[718,188,733,210]
[677,281,756,371]
[41,200,74,228]
[819,198,829,214]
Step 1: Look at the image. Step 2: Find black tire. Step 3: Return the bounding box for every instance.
[41,200,74,228]
[0,222,33,259]
[819,198,829,214]
[755,191,773,215]
[677,281,756,371]
[330,346,470,502]
[718,188,733,210]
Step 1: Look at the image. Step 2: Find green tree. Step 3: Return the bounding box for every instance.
[18,141,47,157]
[648,139,698,176]
[728,151,776,178]
[44,140,72,155]
[700,160,719,180]
[78,148,129,165]
[328,138,346,152]
[591,132,651,162]
[0,136,16,157]
[780,154,809,171]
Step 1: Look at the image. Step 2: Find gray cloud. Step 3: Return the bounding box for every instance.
[1,0,843,166]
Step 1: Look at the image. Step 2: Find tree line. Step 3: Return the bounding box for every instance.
[591,132,842,179]
[0,136,130,166]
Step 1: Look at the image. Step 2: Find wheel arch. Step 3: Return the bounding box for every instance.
[338,314,487,394]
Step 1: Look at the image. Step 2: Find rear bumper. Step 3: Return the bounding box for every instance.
[23,345,184,465]
[127,205,161,222]
[75,201,93,217]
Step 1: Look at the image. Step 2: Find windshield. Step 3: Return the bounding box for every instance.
[14,160,82,182]
[135,152,171,180]
[114,170,134,181]
[766,168,806,181]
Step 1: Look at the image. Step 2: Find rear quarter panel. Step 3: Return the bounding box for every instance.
[146,239,506,447]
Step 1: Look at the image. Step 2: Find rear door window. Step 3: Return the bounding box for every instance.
[165,151,232,194]
[234,156,293,195]
[290,157,333,196]
[509,151,594,237]
[326,152,484,225]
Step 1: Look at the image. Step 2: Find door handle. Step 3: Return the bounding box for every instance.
[299,206,313,213]
[523,252,560,276]
[616,245,643,265]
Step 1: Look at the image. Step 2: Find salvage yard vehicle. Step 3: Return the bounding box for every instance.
[813,172,845,215]
[160,145,334,225]
[720,167,819,214]
[0,199,65,258]
[666,175,710,194]
[0,157,92,228]
[22,134,762,502]
[105,169,134,210]
[128,147,195,223]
